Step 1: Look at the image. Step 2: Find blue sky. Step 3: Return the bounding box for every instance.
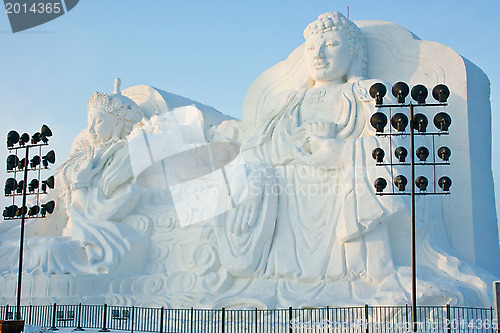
[0,0,499,216]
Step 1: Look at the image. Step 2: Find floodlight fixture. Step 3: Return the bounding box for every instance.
[18,158,26,170]
[374,177,387,193]
[19,133,30,146]
[16,180,24,194]
[41,200,55,217]
[433,112,452,131]
[42,150,56,168]
[16,205,27,217]
[7,155,19,171]
[30,156,41,169]
[415,176,429,191]
[438,176,452,191]
[31,132,41,145]
[3,205,18,218]
[372,148,385,163]
[370,112,388,133]
[28,205,40,217]
[395,147,408,163]
[437,146,451,161]
[7,131,19,148]
[370,83,387,105]
[411,84,428,104]
[394,175,408,192]
[432,84,450,103]
[392,82,410,104]
[416,147,429,161]
[391,113,409,132]
[412,113,428,132]
[5,178,17,195]
[41,125,52,138]
[28,179,39,193]
[41,176,55,192]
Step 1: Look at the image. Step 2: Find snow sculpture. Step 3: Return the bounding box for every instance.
[0,12,497,308]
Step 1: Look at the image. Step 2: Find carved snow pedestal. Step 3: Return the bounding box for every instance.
[0,13,497,308]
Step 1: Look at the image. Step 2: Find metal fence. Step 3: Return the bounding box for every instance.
[0,303,496,332]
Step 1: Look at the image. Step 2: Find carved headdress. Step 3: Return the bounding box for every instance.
[88,78,144,138]
[88,78,144,124]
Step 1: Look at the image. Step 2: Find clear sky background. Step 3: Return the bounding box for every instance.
[0,0,499,218]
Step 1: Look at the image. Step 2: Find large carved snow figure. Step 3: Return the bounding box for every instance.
[215,12,492,305]
[0,79,149,275]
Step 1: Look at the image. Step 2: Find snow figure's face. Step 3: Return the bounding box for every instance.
[304,30,351,84]
[87,106,122,144]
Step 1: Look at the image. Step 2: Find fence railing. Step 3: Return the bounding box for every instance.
[0,303,495,332]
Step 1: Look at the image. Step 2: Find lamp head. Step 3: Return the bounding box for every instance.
[31,132,41,144]
[374,177,387,193]
[41,175,55,193]
[42,150,56,168]
[416,146,429,161]
[28,205,40,217]
[432,84,450,103]
[391,113,409,132]
[41,200,55,217]
[16,180,24,194]
[30,155,41,169]
[4,178,17,195]
[394,147,408,163]
[412,113,428,132]
[28,179,39,192]
[371,148,385,163]
[370,112,388,133]
[392,82,410,104]
[3,205,18,218]
[411,84,428,104]
[438,146,451,161]
[19,133,30,146]
[438,176,452,191]
[394,175,408,191]
[7,131,19,148]
[41,124,52,138]
[6,155,19,171]
[433,112,452,132]
[369,83,387,105]
[415,176,429,191]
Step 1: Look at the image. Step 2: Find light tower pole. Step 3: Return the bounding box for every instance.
[370,82,452,332]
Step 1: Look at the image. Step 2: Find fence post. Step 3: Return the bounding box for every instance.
[446,304,451,333]
[288,306,293,333]
[365,304,369,333]
[159,307,164,333]
[255,307,258,332]
[28,304,32,326]
[405,304,410,330]
[494,282,500,333]
[190,307,193,333]
[131,306,135,333]
[491,306,494,333]
[50,303,59,331]
[326,306,330,333]
[221,307,225,333]
[75,303,84,331]
[5,304,8,320]
[99,304,110,332]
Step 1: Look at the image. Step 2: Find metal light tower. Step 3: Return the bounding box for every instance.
[3,125,56,321]
[369,82,452,332]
